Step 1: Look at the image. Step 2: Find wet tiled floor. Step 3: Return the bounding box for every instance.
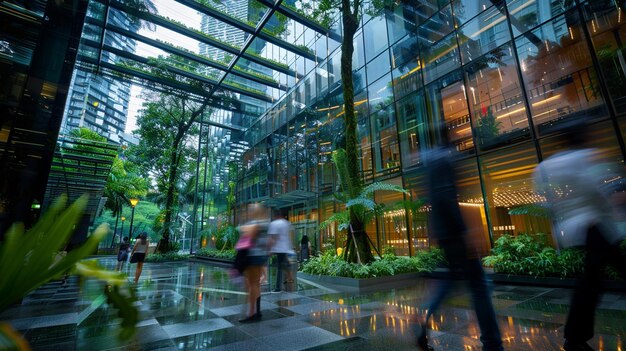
[2,259,625,350]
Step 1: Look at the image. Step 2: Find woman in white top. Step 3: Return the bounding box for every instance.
[131,232,149,283]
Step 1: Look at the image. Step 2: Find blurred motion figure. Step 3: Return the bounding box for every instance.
[533,121,626,351]
[418,126,503,351]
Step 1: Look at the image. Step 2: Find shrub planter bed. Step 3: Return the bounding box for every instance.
[298,271,425,292]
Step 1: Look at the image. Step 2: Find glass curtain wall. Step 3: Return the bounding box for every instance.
[238,0,626,256]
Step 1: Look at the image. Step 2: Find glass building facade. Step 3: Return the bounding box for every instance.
[61,1,140,144]
[237,1,626,255]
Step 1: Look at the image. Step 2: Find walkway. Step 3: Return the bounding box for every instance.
[2,259,625,350]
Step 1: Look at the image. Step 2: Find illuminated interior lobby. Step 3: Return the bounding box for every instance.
[1,0,626,350]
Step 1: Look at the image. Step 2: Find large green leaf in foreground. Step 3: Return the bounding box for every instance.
[0,195,138,345]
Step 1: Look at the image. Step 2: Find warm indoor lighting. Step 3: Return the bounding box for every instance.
[129,198,139,207]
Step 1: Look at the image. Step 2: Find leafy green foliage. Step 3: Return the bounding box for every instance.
[126,76,212,252]
[482,234,584,278]
[508,204,550,217]
[0,195,138,342]
[195,248,236,260]
[322,149,408,240]
[103,284,138,340]
[0,196,104,311]
[145,252,189,262]
[484,234,626,279]
[214,224,238,250]
[300,249,443,278]
[476,107,502,146]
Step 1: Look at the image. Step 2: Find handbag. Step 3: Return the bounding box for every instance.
[129,253,138,263]
[235,235,253,250]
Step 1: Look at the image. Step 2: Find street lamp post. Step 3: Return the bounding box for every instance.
[120,216,126,244]
[128,198,139,238]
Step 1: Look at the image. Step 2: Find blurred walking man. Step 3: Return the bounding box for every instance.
[268,208,295,293]
[533,121,626,351]
[418,126,503,351]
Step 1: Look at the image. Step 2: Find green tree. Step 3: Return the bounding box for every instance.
[297,0,393,263]
[476,106,502,146]
[323,149,407,263]
[103,157,148,245]
[129,94,209,252]
[124,52,217,252]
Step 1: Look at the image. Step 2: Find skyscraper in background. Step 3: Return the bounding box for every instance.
[61,2,141,144]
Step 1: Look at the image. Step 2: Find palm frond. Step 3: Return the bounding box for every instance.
[508,204,550,217]
[346,197,377,211]
[320,211,349,230]
[360,182,408,197]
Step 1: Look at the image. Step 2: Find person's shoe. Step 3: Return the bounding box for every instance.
[239,315,259,323]
[253,312,262,321]
[563,340,594,351]
[417,324,434,351]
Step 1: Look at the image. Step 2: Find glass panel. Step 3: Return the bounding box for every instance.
[363,16,389,61]
[354,89,369,124]
[452,0,495,26]
[403,169,431,251]
[319,196,340,252]
[386,4,416,45]
[372,104,400,175]
[479,142,546,243]
[391,49,423,101]
[422,32,462,84]
[584,2,626,114]
[458,6,512,64]
[414,0,447,22]
[368,73,394,112]
[456,157,491,257]
[353,32,366,69]
[425,70,474,152]
[357,100,373,180]
[419,5,455,43]
[516,11,607,136]
[366,50,391,85]
[466,44,530,150]
[375,177,407,255]
[397,92,428,168]
[328,50,342,89]
[391,34,419,69]
[507,0,576,37]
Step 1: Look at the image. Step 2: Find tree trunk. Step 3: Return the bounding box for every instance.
[110,205,121,247]
[159,138,182,252]
[340,4,373,264]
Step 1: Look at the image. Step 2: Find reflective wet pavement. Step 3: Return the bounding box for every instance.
[2,259,625,350]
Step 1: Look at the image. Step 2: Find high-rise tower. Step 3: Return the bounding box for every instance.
[61,3,140,144]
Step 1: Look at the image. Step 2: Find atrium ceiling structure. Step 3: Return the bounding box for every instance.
[76,0,339,132]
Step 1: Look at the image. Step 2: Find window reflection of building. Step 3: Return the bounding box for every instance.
[425,71,473,152]
[466,45,530,149]
[516,11,606,135]
[585,4,626,113]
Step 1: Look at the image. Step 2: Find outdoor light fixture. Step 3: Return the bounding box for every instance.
[128,198,139,238]
[120,216,126,244]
